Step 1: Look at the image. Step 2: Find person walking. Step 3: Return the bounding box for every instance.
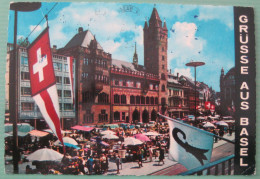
[86,156,94,175]
[137,148,143,168]
[158,146,165,165]
[149,146,153,162]
[115,155,121,174]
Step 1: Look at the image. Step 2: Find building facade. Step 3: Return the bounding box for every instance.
[58,7,167,125]
[6,45,75,129]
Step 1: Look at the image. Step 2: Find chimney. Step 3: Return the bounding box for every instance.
[78,27,83,33]
[170,69,172,74]
[52,45,57,53]
[177,72,179,80]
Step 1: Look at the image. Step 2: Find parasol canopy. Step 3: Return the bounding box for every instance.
[143,131,161,136]
[54,137,78,146]
[123,137,143,146]
[216,121,229,126]
[203,122,216,128]
[102,133,119,140]
[29,130,49,137]
[26,148,63,161]
[100,130,116,135]
[133,133,151,142]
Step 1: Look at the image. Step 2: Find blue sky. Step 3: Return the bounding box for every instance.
[7,2,235,91]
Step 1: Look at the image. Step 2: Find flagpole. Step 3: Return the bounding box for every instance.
[158,113,235,144]
[9,2,41,174]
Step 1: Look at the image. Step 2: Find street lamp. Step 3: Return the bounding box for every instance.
[186,61,205,122]
[9,2,41,174]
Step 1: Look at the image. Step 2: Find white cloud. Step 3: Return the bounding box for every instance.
[173,68,193,80]
[198,6,233,30]
[168,22,206,67]
[29,24,43,33]
[47,3,141,59]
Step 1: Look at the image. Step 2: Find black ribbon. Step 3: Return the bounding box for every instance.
[172,127,209,165]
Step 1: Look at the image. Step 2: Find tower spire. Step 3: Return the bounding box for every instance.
[133,42,138,66]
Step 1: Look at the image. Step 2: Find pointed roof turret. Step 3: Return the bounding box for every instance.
[144,19,148,30]
[133,42,138,66]
[163,18,167,30]
[149,7,162,27]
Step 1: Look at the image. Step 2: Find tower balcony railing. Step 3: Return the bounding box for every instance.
[111,67,159,81]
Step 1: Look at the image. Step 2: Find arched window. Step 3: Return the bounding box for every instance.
[130,95,135,104]
[141,96,145,104]
[114,94,120,104]
[146,96,150,104]
[161,98,166,105]
[136,96,140,104]
[161,73,165,80]
[150,97,154,105]
[162,84,166,91]
[98,93,109,103]
[121,95,127,104]
[155,97,158,104]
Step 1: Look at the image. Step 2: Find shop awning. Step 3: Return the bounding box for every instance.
[71,125,95,132]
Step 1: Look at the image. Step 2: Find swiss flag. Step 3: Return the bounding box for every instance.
[210,104,215,110]
[28,27,64,152]
[205,101,211,110]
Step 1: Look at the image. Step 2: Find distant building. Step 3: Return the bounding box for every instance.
[167,72,190,118]
[220,67,235,115]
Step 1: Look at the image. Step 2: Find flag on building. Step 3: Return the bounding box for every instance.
[67,56,74,105]
[27,27,64,150]
[166,115,214,170]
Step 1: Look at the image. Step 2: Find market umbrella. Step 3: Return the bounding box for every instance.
[143,131,161,136]
[203,122,216,128]
[133,133,151,142]
[102,133,119,140]
[5,123,34,133]
[29,130,49,137]
[64,143,80,150]
[27,148,63,161]
[54,137,78,146]
[100,130,116,135]
[123,137,143,146]
[216,121,229,126]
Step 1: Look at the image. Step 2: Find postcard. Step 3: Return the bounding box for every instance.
[4,1,256,176]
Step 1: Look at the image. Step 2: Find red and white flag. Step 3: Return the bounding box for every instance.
[67,56,74,105]
[27,27,64,150]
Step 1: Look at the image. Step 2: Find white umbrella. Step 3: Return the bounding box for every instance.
[100,130,116,135]
[123,137,143,146]
[54,137,78,146]
[143,131,161,136]
[102,133,119,140]
[216,121,229,126]
[27,148,63,161]
[44,129,69,134]
[203,122,215,128]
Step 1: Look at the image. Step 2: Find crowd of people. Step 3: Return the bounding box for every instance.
[5,115,234,175]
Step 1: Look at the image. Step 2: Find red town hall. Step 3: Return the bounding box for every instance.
[59,8,168,125]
